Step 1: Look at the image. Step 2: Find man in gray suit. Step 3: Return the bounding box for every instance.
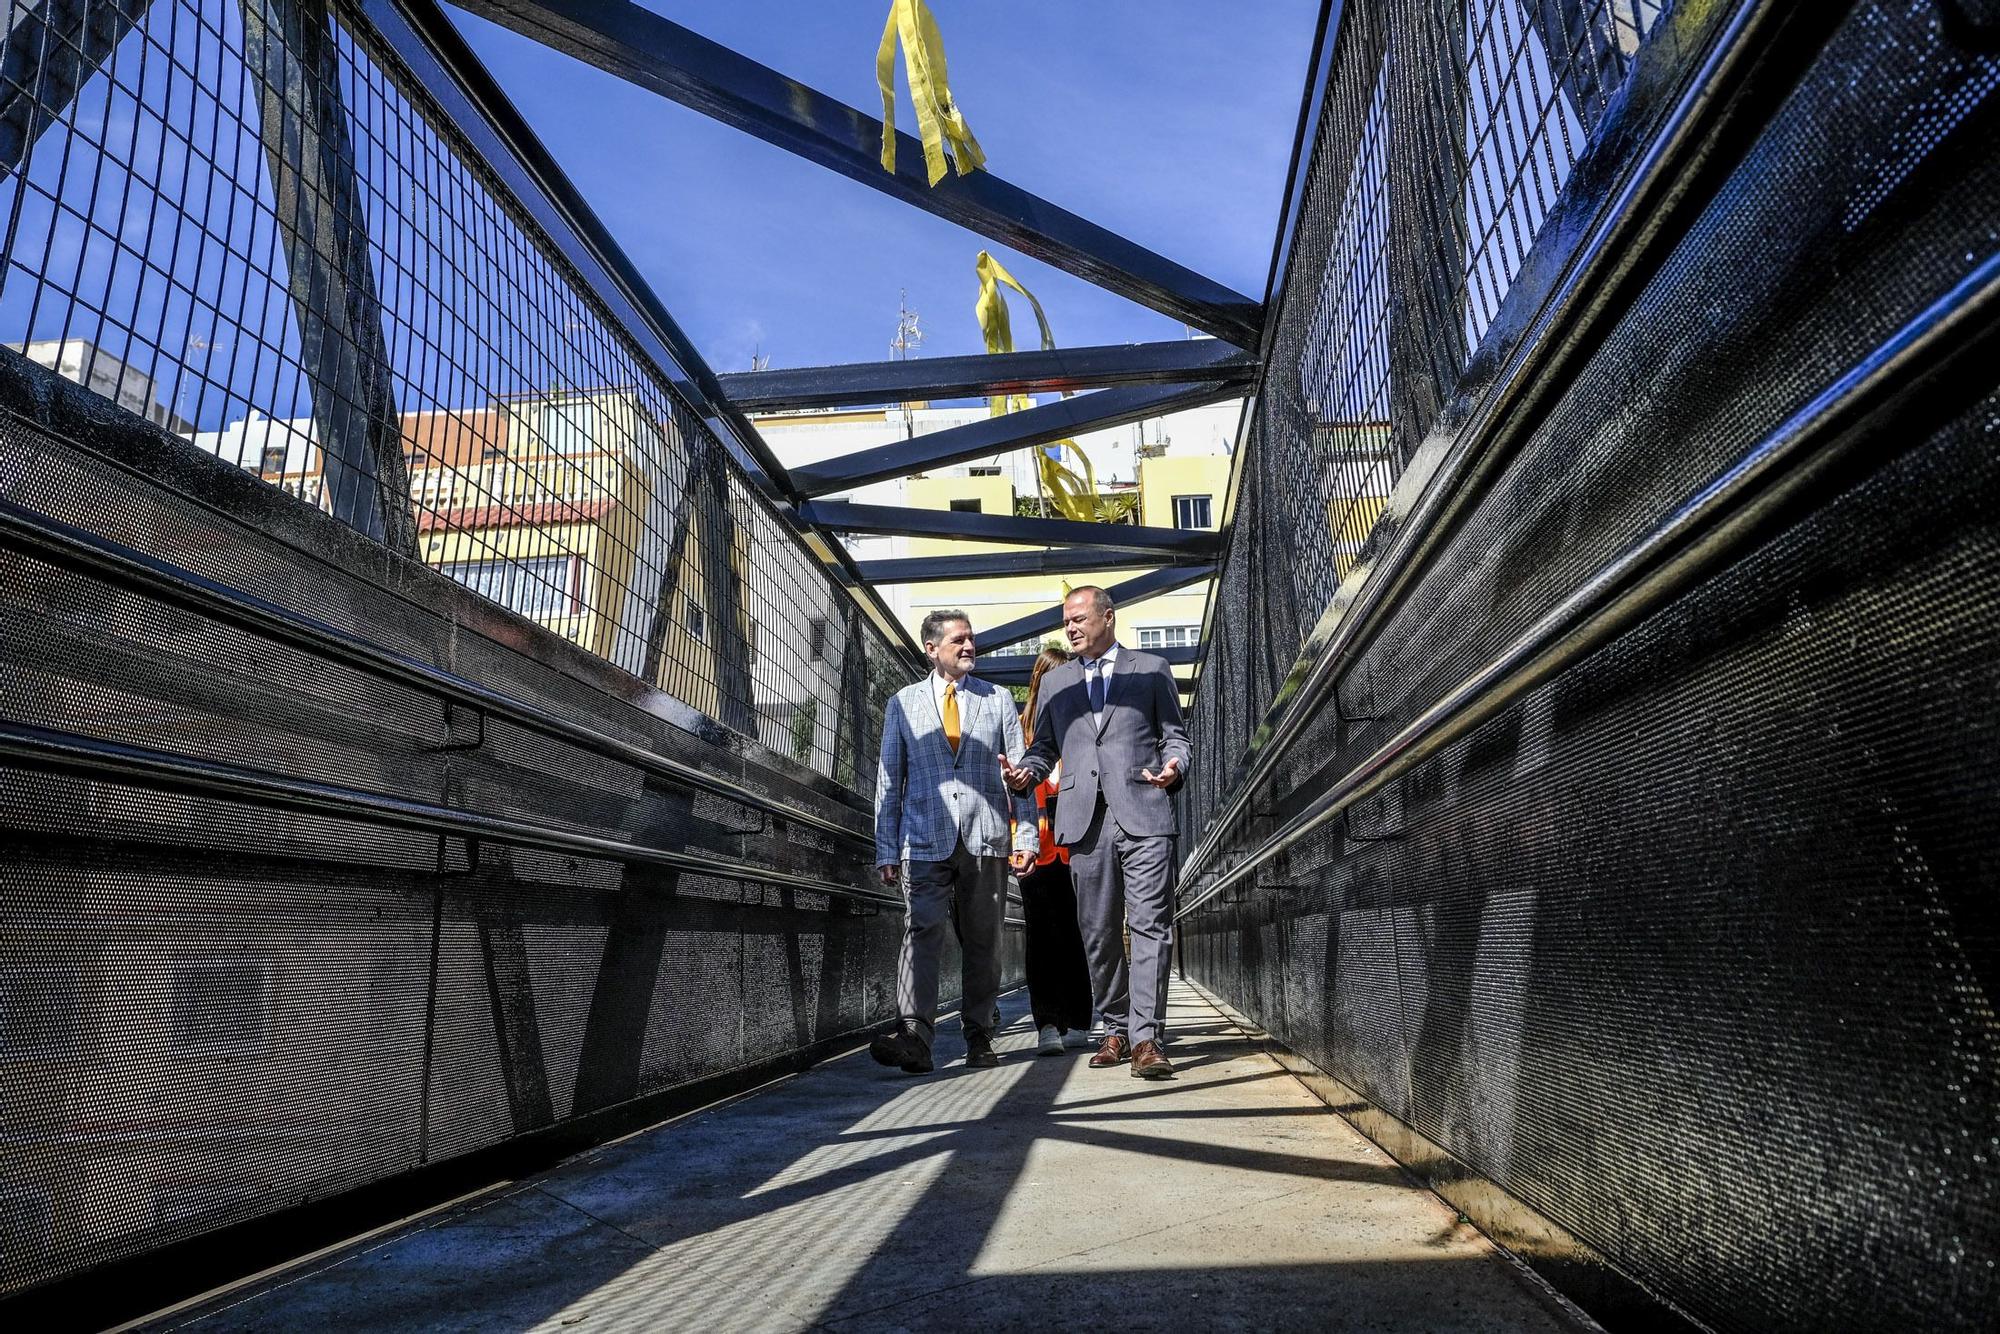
[872,610,1037,1074]
[1004,587,1190,1079]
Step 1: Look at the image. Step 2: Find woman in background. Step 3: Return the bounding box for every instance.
[1017,646,1094,1054]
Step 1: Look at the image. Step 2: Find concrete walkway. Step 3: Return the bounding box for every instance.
[151,983,1581,1333]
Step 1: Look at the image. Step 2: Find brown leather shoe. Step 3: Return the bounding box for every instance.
[1088,1033,1130,1068]
[1130,1039,1175,1080]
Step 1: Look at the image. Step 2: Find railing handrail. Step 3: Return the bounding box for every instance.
[1179,247,2000,919]
[0,491,875,852]
[0,719,900,907]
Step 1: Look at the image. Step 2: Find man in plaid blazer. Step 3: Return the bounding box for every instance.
[871,610,1038,1074]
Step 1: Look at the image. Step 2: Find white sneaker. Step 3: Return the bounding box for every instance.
[1036,1025,1064,1056]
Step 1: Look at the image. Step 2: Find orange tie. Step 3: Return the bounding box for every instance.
[943,681,961,753]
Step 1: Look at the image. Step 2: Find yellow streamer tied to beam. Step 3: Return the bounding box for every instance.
[877,0,986,187]
[974,250,1103,523]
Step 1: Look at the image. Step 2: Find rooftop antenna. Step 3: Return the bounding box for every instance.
[891,288,925,361]
[891,288,924,439]
[750,342,770,372]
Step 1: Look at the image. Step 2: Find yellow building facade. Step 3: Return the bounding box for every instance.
[897,451,1229,683]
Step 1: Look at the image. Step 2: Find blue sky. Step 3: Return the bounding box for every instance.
[447,1,1321,374]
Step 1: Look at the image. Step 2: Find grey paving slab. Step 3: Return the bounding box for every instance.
[149,983,1581,1334]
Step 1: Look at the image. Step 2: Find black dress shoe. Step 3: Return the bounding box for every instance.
[964,1031,1000,1068]
[869,1027,933,1074]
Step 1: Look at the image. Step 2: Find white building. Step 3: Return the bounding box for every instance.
[18,339,190,432]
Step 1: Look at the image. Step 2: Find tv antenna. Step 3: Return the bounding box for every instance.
[891,290,924,438]
[891,289,924,361]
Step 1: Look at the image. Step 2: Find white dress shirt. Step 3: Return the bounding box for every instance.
[929,669,966,733]
[1081,642,1120,728]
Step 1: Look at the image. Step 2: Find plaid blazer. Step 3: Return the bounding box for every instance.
[874,673,1037,865]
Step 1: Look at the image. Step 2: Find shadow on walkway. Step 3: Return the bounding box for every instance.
[156,984,1575,1333]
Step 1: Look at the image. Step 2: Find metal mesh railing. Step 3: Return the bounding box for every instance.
[0,0,912,786]
[1184,0,1671,850]
[1177,0,2000,1328]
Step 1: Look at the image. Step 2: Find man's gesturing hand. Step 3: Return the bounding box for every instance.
[879,863,900,887]
[1139,758,1183,789]
[1009,850,1035,875]
[999,754,1035,792]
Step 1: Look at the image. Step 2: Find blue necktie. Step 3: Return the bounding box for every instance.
[1089,659,1106,715]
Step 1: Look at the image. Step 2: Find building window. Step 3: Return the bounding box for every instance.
[949,498,982,513]
[967,466,1002,477]
[259,441,286,475]
[685,595,706,642]
[438,555,580,619]
[1172,494,1213,530]
[809,617,829,661]
[1138,624,1200,650]
[539,400,599,456]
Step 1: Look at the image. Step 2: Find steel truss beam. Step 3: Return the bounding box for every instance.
[790,381,1243,497]
[858,547,1208,584]
[364,0,922,664]
[444,0,1262,345]
[977,642,1198,685]
[801,499,1218,557]
[718,341,1256,413]
[972,564,1215,654]
[1,0,148,175]
[1524,0,1629,135]
[243,0,416,552]
[1384,0,1467,470]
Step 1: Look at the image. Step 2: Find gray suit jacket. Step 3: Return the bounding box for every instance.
[875,673,1037,865]
[1021,649,1191,844]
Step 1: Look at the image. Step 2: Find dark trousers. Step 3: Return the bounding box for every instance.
[1020,858,1093,1033]
[896,839,1006,1055]
[1068,799,1175,1045]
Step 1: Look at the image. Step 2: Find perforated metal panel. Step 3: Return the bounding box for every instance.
[1181,0,1999,1328]
[0,388,1022,1301]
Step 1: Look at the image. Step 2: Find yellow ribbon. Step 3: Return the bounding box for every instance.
[877,0,986,187]
[974,251,1103,522]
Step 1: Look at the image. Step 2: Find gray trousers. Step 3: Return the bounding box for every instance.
[1069,799,1175,1045]
[897,839,1007,1053]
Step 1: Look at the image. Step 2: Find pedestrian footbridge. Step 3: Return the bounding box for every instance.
[1,1,1994,1330]
[150,985,1576,1333]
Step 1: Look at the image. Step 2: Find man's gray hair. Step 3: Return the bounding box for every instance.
[920,609,972,646]
[1067,585,1115,614]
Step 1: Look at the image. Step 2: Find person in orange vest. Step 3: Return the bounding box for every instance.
[1013,646,1094,1055]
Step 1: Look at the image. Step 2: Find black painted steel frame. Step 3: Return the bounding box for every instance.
[0,0,147,173]
[0,350,1021,1317]
[788,380,1248,498]
[1175,0,2000,1329]
[443,0,1262,347]
[392,0,1249,662]
[977,643,1198,687]
[1185,251,2000,916]
[857,546,1213,585]
[244,0,418,552]
[364,0,922,667]
[802,499,1219,557]
[973,563,1216,657]
[1182,0,1820,888]
[718,341,1258,414]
